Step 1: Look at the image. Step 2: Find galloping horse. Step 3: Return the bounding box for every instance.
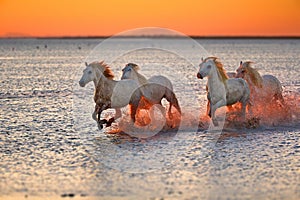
[236,61,285,107]
[79,61,118,124]
[197,57,250,126]
[79,61,142,129]
[121,63,181,119]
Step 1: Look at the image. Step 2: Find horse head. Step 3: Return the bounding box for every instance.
[236,61,246,78]
[197,57,218,79]
[236,61,263,88]
[79,61,114,87]
[121,63,139,80]
[79,62,98,87]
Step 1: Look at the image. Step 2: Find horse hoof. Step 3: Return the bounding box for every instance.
[106,121,112,127]
[106,118,115,127]
[97,119,107,130]
[99,119,108,124]
[98,123,103,130]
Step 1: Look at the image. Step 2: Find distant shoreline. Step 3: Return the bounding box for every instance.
[1,35,300,40]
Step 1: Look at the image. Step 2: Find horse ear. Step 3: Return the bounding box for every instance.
[201,57,204,62]
[85,62,88,66]
[240,61,243,65]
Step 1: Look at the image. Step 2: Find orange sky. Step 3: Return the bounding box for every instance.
[0,0,300,37]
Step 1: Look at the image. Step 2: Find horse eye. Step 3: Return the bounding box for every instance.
[88,71,92,74]
[207,65,211,68]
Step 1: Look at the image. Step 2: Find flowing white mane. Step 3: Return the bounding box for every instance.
[241,61,263,88]
[205,57,229,83]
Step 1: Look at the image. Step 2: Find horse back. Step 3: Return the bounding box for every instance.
[110,79,141,108]
[148,75,173,91]
[225,78,250,105]
[142,75,174,103]
[262,74,283,94]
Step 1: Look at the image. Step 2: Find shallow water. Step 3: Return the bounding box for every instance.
[0,38,299,199]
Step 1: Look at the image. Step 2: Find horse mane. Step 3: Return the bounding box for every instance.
[90,60,114,79]
[126,63,140,71]
[242,61,263,88]
[205,57,228,83]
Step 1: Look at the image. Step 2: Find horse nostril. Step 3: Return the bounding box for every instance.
[197,73,203,79]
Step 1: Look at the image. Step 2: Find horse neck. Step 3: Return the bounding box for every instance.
[93,67,102,88]
[134,71,148,85]
[207,66,226,93]
[244,74,257,93]
[94,76,116,102]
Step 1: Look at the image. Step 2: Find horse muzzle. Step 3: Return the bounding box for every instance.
[79,80,85,87]
[197,72,203,79]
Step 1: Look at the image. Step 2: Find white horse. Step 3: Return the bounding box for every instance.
[121,63,181,119]
[197,57,250,126]
[79,61,118,126]
[206,71,237,117]
[79,61,142,129]
[236,61,285,106]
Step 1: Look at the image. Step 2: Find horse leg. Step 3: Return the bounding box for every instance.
[210,104,218,126]
[97,110,108,130]
[239,87,251,123]
[247,100,253,117]
[207,92,211,117]
[207,100,211,117]
[128,96,141,124]
[168,103,173,120]
[115,108,122,119]
[165,90,181,119]
[172,97,181,116]
[97,108,101,122]
[240,101,247,122]
[211,99,226,126]
[106,108,122,127]
[92,104,99,121]
[130,104,137,123]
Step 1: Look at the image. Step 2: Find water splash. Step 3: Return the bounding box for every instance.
[103,90,300,139]
[220,91,300,129]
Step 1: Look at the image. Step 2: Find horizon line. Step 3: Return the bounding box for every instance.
[1,35,300,39]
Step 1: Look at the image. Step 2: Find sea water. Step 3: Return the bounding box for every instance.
[0,38,299,199]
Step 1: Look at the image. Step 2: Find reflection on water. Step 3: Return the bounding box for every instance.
[0,39,299,199]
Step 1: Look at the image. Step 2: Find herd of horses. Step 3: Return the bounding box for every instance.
[79,56,285,130]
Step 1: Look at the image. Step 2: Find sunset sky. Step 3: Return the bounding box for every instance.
[0,0,300,37]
